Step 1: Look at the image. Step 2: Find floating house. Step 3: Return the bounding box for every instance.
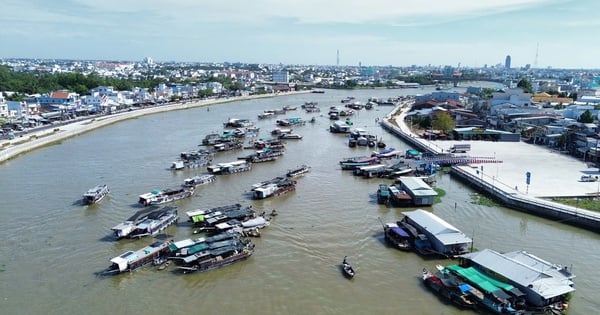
[457,248,575,311]
[395,176,437,206]
[401,209,472,257]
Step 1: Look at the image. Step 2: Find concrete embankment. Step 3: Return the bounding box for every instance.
[380,104,600,233]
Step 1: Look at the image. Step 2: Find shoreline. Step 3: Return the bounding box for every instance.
[0,91,311,164]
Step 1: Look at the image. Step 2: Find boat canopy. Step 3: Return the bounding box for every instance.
[446,264,515,299]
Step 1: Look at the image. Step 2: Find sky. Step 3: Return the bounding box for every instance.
[1,0,599,69]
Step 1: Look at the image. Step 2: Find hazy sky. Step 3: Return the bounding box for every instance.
[2,0,598,69]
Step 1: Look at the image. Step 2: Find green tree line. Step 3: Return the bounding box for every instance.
[0,65,167,100]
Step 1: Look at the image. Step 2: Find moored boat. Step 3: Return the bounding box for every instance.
[83,184,110,205]
[421,266,477,310]
[383,221,412,251]
[111,206,179,239]
[376,183,390,204]
[173,241,255,274]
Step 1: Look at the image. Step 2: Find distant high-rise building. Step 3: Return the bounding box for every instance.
[272,71,289,83]
[144,57,153,65]
[336,49,339,67]
[505,55,511,69]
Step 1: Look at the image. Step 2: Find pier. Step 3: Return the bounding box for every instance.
[381,104,600,233]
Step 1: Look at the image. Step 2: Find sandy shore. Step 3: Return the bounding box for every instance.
[0,91,310,164]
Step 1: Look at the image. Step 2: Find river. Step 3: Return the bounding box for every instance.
[0,85,598,315]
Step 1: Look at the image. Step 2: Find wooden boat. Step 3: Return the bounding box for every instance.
[83,184,110,205]
[382,222,412,251]
[376,183,390,204]
[422,266,478,310]
[342,256,355,279]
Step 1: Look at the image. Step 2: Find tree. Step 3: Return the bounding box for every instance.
[578,109,595,123]
[431,112,456,133]
[517,78,534,94]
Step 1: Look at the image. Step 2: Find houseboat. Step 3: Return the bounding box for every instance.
[138,187,194,206]
[239,148,284,163]
[454,249,574,315]
[252,179,296,199]
[171,150,215,170]
[98,240,173,275]
[82,184,110,205]
[185,204,244,224]
[173,240,255,274]
[207,160,251,175]
[111,206,179,239]
[400,209,472,258]
[182,174,216,187]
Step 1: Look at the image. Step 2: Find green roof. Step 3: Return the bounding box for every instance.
[446,264,515,294]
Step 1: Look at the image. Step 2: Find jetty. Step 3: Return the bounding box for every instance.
[381,103,600,233]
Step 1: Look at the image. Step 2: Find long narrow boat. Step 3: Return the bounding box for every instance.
[174,242,255,274]
[111,206,179,240]
[97,240,173,276]
[138,187,194,206]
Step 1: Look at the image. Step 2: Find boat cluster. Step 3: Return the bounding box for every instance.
[94,114,315,277]
[98,203,273,276]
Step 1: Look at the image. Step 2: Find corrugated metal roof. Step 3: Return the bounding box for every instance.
[398,177,437,197]
[460,249,575,299]
[402,209,471,246]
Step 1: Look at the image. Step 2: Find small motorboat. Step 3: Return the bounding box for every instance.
[342,256,355,279]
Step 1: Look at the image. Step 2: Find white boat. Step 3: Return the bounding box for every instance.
[279,133,303,140]
[82,184,110,205]
[138,187,194,206]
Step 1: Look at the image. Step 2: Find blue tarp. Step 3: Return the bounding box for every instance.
[390,226,409,238]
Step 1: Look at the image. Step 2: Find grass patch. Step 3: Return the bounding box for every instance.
[470,193,498,207]
[433,187,446,204]
[43,140,62,147]
[549,198,600,213]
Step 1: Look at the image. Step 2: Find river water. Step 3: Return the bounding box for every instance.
[0,86,598,315]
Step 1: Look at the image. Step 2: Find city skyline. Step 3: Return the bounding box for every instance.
[1,0,598,69]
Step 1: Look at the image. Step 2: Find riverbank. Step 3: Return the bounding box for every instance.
[381,103,600,233]
[0,91,310,164]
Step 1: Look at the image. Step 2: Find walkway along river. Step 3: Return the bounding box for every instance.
[0,87,598,315]
[381,105,600,233]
